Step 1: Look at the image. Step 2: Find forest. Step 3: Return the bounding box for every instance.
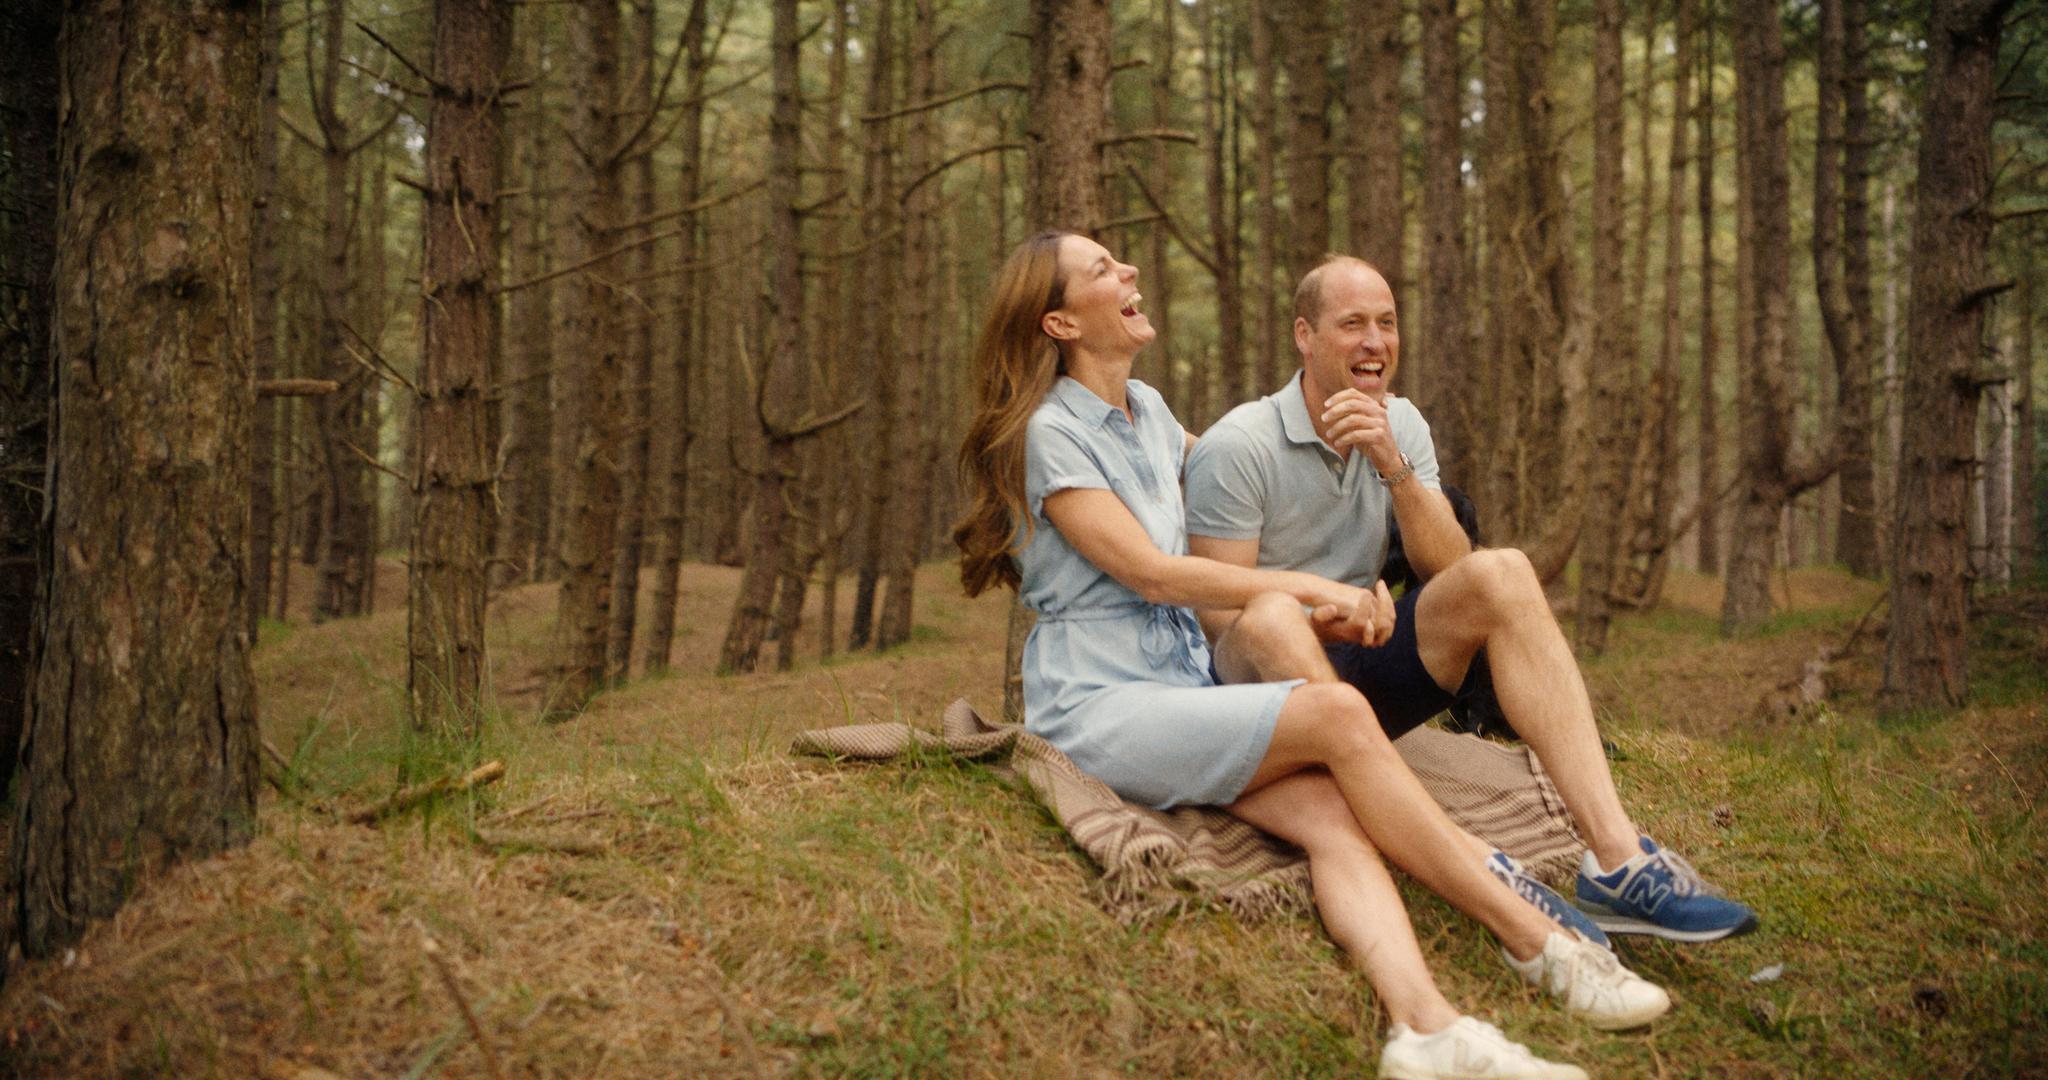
[0,0,2043,1075]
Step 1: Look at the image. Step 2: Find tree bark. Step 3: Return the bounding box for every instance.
[718,0,808,673]
[10,0,261,962]
[1149,0,1178,417]
[1201,0,1241,429]
[495,4,553,589]
[1281,0,1331,281]
[1419,0,1472,487]
[641,0,713,674]
[1883,0,2012,709]
[1695,2,1722,573]
[1813,0,1875,580]
[248,0,284,636]
[849,0,899,651]
[544,0,625,714]
[2016,263,2037,580]
[312,0,374,621]
[604,0,660,680]
[1577,0,1629,655]
[1249,0,1281,394]
[408,0,510,735]
[1347,0,1405,300]
[876,0,942,653]
[0,0,59,801]
[1834,0,1881,576]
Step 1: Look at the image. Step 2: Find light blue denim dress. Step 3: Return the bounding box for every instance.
[1018,377,1300,809]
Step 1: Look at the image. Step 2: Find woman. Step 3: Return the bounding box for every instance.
[954,232,1667,1080]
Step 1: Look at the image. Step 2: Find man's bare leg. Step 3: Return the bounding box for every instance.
[1410,548,1640,872]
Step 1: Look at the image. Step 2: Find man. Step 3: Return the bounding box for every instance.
[1184,254,1756,943]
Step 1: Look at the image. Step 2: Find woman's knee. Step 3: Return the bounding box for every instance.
[1292,683,1395,764]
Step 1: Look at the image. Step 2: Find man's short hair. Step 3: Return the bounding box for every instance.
[1294,254,1385,327]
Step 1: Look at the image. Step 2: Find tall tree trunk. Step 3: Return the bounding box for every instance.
[1834,0,1881,576]
[1577,0,1629,655]
[1149,0,1178,418]
[10,0,260,961]
[1813,0,1873,582]
[313,0,371,621]
[1723,0,1810,634]
[1883,0,2013,708]
[718,0,808,673]
[1249,0,1281,394]
[813,0,853,663]
[1281,0,1331,281]
[544,0,624,714]
[1479,0,1586,579]
[496,5,553,588]
[1201,0,1241,429]
[1347,0,1405,295]
[877,0,941,652]
[643,0,713,674]
[408,0,510,735]
[606,0,659,680]
[849,0,899,651]
[2016,263,2037,580]
[1419,0,1472,487]
[248,0,284,636]
[1694,1,1721,573]
[1617,0,1696,609]
[0,0,59,799]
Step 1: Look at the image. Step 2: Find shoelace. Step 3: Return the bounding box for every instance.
[1648,845,1716,898]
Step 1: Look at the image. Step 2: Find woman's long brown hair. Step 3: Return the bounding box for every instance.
[952,231,1073,596]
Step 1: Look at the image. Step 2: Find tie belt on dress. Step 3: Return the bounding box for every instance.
[1036,601,1210,681]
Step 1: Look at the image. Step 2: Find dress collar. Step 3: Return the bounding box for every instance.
[1051,374,1133,427]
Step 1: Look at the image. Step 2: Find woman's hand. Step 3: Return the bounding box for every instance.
[1308,580,1396,648]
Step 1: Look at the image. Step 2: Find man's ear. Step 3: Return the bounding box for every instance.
[1042,309,1079,341]
[1293,316,1313,357]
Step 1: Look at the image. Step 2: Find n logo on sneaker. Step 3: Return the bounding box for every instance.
[1622,874,1672,914]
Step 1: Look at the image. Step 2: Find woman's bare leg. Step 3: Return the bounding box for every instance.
[1243,678,1556,962]
[1229,770,1462,1034]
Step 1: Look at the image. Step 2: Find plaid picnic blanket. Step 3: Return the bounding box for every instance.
[792,698,1584,922]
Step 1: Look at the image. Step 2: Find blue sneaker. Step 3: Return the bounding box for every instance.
[1486,851,1611,950]
[1573,836,1759,942]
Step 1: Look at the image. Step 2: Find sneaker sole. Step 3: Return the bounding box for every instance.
[1576,993,1672,1031]
[1578,909,1759,942]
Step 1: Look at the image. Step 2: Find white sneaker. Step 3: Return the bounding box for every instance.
[1505,930,1672,1031]
[1379,1016,1588,1080]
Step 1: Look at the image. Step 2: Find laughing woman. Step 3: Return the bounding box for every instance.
[953,232,1668,1080]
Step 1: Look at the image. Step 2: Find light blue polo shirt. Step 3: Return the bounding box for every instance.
[1184,371,1441,587]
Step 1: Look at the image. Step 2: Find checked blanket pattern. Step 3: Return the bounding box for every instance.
[792,698,1584,922]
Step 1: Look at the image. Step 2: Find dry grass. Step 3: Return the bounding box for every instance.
[2,563,2043,1078]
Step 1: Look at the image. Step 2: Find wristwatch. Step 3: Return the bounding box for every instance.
[1378,452,1415,488]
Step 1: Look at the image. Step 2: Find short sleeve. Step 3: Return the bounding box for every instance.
[1184,423,1268,541]
[1391,398,1443,492]
[1025,415,1111,522]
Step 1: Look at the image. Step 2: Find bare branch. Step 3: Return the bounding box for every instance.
[258,378,341,398]
[355,21,445,95]
[1099,128,1200,150]
[1119,163,1218,275]
[860,80,1025,123]
[901,142,1024,204]
[493,225,687,295]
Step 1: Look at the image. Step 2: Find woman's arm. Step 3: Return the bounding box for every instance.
[1043,487,1369,619]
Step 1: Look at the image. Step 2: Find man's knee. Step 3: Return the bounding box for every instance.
[1442,547,1542,619]
[1237,590,1310,642]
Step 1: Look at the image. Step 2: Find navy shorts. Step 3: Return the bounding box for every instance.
[1323,586,1461,740]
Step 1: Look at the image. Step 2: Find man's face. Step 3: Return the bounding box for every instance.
[1295,264,1400,405]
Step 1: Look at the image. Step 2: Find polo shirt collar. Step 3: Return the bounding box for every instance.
[1051,374,1131,427]
[1276,371,1323,447]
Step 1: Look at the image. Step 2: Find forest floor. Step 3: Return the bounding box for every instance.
[1,560,2044,1078]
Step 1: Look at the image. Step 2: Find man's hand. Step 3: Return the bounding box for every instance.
[1309,579,1396,648]
[1319,389,1404,476]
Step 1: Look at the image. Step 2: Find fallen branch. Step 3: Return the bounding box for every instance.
[347,761,507,825]
[422,935,507,1080]
[470,829,608,857]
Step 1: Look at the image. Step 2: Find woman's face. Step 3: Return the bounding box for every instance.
[1043,235,1153,356]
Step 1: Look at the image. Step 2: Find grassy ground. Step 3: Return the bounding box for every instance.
[1,562,2042,1078]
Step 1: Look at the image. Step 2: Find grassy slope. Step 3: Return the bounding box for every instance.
[0,563,2042,1078]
